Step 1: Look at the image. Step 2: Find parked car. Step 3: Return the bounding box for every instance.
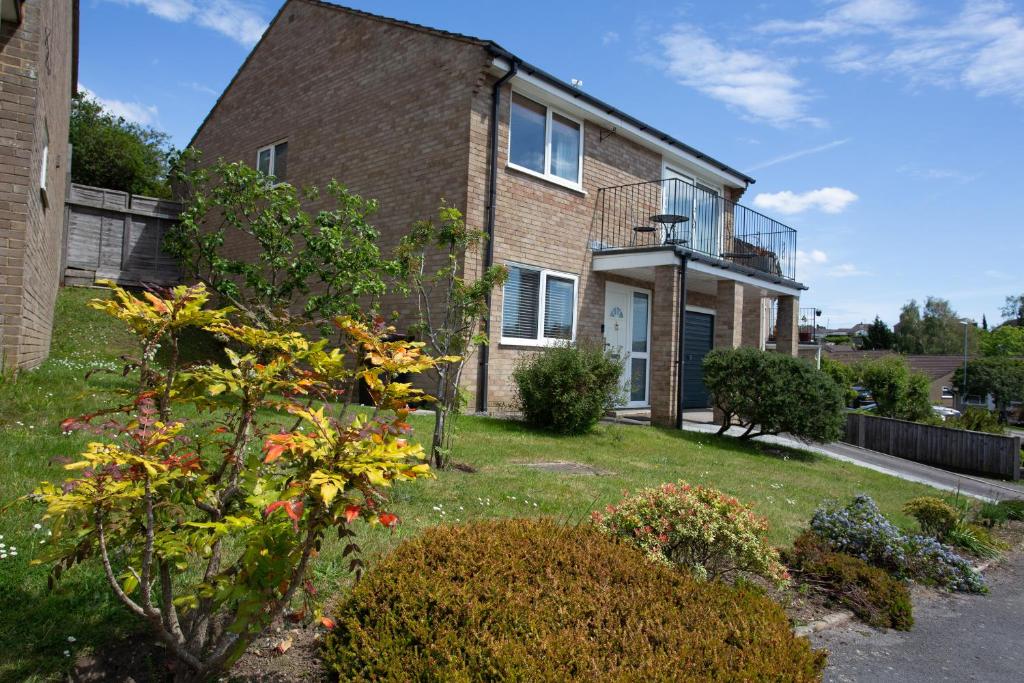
[850,386,875,409]
[932,406,962,421]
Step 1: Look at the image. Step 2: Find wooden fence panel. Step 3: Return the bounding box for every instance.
[63,183,182,286]
[843,412,1021,480]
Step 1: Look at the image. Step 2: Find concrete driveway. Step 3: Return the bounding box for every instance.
[811,550,1024,682]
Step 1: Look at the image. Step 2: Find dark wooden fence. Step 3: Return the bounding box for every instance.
[844,412,1021,481]
[62,183,181,286]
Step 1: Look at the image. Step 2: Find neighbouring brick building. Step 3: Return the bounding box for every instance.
[191,0,809,427]
[0,0,78,370]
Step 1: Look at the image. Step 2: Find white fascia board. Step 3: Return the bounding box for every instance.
[592,250,680,272]
[491,59,749,189]
[687,259,803,297]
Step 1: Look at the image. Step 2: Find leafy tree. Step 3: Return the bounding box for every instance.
[856,356,932,421]
[862,316,895,350]
[821,356,857,405]
[1002,294,1024,326]
[24,283,438,681]
[166,153,393,334]
[703,348,846,441]
[69,92,175,197]
[895,301,924,354]
[980,325,1024,357]
[395,205,507,468]
[954,357,1024,414]
[982,314,988,332]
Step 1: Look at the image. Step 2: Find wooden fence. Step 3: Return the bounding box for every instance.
[62,183,182,286]
[844,412,1021,481]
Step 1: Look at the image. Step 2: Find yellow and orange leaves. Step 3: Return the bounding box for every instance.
[89,280,232,341]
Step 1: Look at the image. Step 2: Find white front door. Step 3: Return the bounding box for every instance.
[604,282,651,408]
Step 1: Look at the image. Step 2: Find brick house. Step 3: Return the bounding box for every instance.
[190,0,808,427]
[0,0,78,370]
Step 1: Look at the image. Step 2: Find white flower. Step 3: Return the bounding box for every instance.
[64,650,70,657]
[9,551,15,557]
[67,636,76,643]
[0,554,7,559]
[33,523,42,530]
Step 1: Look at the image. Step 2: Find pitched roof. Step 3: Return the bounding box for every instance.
[192,0,756,185]
[824,349,965,381]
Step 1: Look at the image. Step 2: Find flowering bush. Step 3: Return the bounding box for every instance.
[592,481,788,583]
[23,283,439,681]
[810,496,985,593]
[903,496,958,541]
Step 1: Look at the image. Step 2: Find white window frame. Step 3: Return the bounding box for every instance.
[39,121,49,207]
[661,161,724,255]
[256,140,287,181]
[500,262,579,347]
[507,91,584,192]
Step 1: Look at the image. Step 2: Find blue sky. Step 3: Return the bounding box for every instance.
[80,0,1024,327]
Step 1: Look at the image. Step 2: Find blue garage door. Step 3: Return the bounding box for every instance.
[683,311,714,409]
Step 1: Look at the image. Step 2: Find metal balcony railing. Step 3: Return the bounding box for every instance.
[767,305,822,343]
[595,178,798,281]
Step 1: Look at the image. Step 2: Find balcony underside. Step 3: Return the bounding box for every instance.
[592,246,805,297]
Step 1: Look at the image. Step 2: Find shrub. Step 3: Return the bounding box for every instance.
[703,347,846,441]
[903,497,958,541]
[322,519,825,681]
[592,481,788,583]
[785,531,913,630]
[821,356,857,405]
[944,523,1005,560]
[946,408,1004,435]
[810,496,985,593]
[856,356,932,421]
[24,283,438,681]
[513,340,622,434]
[980,499,1024,525]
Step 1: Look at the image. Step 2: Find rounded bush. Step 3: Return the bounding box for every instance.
[592,481,788,583]
[512,340,622,434]
[786,531,913,630]
[903,497,958,541]
[323,519,825,681]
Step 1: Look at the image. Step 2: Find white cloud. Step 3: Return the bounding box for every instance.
[896,164,978,183]
[753,187,859,215]
[180,81,219,96]
[748,138,850,171]
[110,0,267,46]
[654,25,820,126]
[797,249,829,268]
[765,0,1024,104]
[794,248,870,281]
[602,31,620,46]
[829,263,872,278]
[78,84,159,126]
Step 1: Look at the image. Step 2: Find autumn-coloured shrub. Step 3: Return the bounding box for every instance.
[592,481,788,583]
[23,283,438,682]
[785,531,913,630]
[323,519,825,681]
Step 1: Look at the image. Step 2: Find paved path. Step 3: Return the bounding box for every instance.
[678,420,1024,502]
[811,551,1024,682]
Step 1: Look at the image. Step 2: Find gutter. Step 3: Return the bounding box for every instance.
[476,58,519,413]
[675,254,690,430]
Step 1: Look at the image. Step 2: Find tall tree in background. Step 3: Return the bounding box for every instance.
[895,300,924,354]
[895,297,978,355]
[861,316,894,350]
[69,93,175,198]
[1002,293,1024,327]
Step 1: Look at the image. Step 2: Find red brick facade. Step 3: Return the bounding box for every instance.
[0,0,76,370]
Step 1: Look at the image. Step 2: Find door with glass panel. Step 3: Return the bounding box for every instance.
[662,166,721,256]
[604,283,651,408]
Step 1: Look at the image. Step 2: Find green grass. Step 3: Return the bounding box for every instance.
[0,287,944,681]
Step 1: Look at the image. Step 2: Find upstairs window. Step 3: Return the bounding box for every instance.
[501,263,578,345]
[508,93,582,188]
[257,141,288,181]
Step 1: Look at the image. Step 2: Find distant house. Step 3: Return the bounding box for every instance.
[189,0,814,426]
[0,0,79,370]
[825,349,964,407]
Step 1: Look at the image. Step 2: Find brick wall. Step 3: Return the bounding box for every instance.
[0,0,74,370]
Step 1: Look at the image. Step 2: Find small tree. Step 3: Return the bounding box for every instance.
[70,92,175,197]
[862,316,894,350]
[980,325,1024,357]
[166,153,393,334]
[703,348,845,441]
[25,283,438,682]
[954,357,1024,415]
[821,356,857,405]
[1002,293,1024,326]
[395,204,507,468]
[857,356,932,421]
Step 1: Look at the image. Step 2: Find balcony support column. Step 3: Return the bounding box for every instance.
[651,264,680,428]
[775,295,800,357]
[715,280,743,350]
[741,288,766,349]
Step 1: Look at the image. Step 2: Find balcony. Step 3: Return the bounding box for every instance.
[767,305,822,344]
[594,178,798,282]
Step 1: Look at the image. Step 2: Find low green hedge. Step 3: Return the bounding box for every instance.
[324,519,825,681]
[786,531,913,631]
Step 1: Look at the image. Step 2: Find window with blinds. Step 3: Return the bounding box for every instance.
[501,264,577,344]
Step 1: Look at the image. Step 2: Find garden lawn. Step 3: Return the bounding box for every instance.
[0,287,943,681]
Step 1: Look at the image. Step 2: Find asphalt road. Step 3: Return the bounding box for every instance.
[811,551,1024,682]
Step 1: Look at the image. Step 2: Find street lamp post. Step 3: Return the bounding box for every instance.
[960,319,971,410]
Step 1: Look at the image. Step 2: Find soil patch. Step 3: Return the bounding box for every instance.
[521,461,612,476]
